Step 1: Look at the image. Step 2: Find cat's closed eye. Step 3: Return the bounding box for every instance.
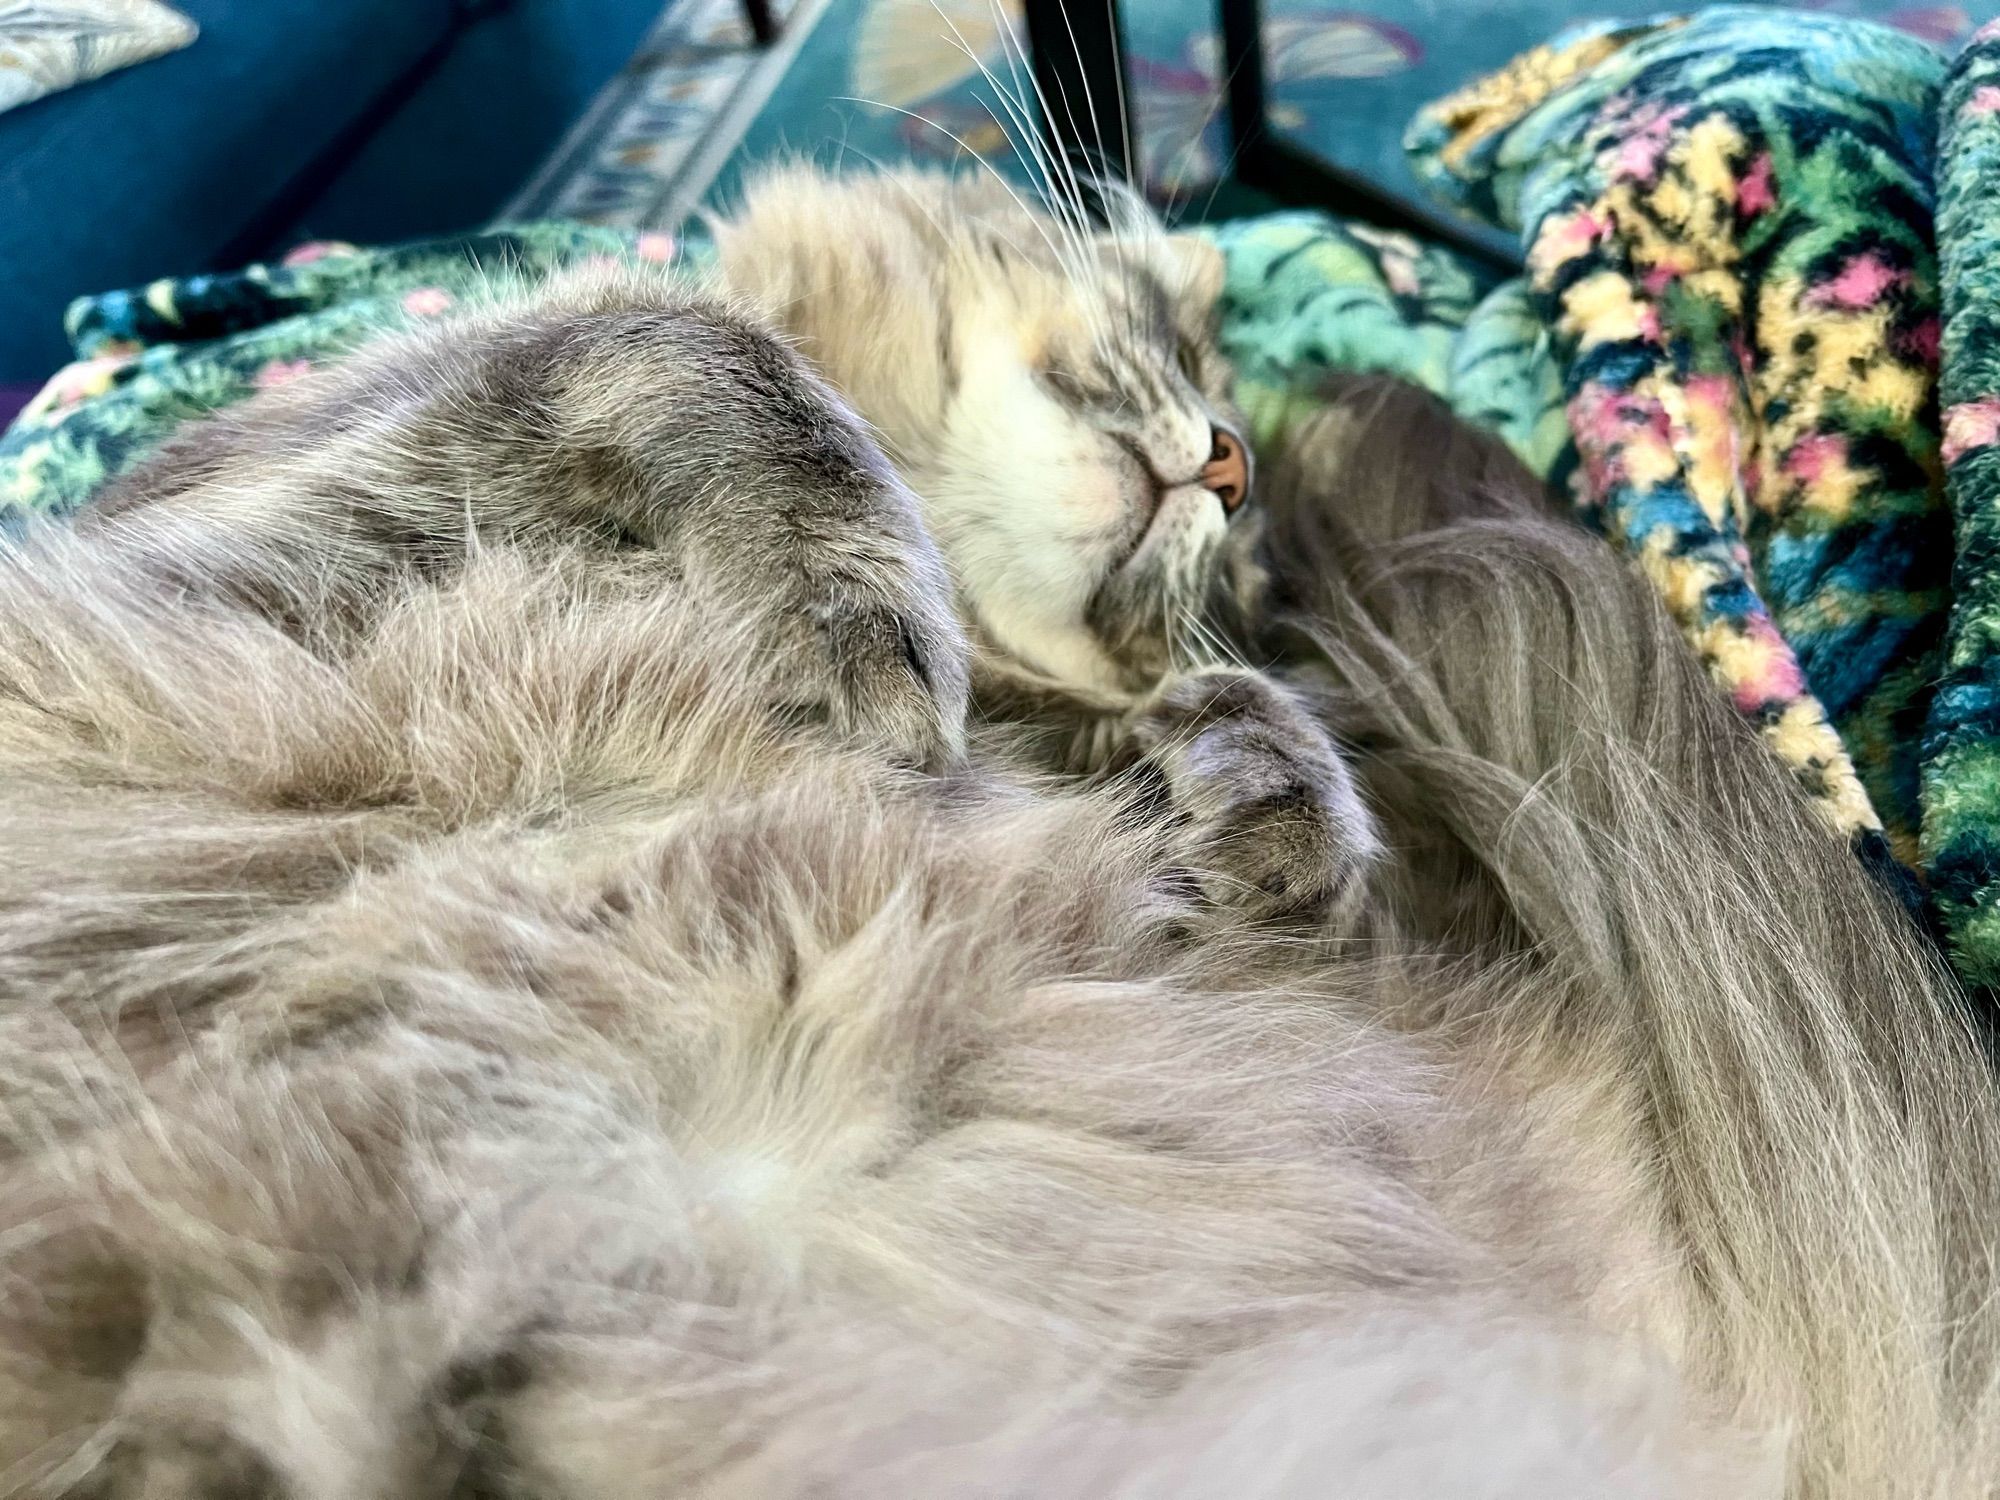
[1040,362,1109,410]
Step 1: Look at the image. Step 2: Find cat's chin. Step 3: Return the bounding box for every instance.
[1115,485,1229,574]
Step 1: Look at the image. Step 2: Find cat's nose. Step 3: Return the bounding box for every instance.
[1202,425,1250,514]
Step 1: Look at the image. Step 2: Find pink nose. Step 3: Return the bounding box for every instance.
[1202,426,1250,513]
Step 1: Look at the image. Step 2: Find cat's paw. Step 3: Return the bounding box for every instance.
[1126,668,1378,922]
[794,558,971,772]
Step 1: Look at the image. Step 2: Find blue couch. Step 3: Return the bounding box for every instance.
[0,0,668,383]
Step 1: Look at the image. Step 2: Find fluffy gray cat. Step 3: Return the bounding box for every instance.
[0,168,1995,1499]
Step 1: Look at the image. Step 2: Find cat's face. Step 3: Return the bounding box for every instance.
[713,169,1251,698]
[926,226,1250,694]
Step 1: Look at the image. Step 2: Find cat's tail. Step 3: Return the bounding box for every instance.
[1257,375,2000,1496]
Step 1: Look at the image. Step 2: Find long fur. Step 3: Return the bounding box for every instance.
[0,254,1996,1496]
[0,531,1756,1498]
[1258,377,2000,1494]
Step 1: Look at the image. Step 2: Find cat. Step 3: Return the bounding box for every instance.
[706,167,1361,916]
[707,166,1253,695]
[0,166,1993,1499]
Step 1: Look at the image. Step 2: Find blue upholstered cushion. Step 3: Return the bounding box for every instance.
[278,0,669,247]
[0,0,456,381]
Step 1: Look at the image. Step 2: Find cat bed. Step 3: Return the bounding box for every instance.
[7,6,1999,997]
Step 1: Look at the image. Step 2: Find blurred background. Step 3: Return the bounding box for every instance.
[2,0,1992,412]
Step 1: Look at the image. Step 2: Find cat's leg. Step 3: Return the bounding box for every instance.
[83,277,972,772]
[508,288,973,770]
[1120,667,1380,923]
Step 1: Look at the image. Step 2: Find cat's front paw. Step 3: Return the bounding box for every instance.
[1127,668,1378,922]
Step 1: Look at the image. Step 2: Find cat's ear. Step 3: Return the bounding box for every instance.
[1156,233,1227,311]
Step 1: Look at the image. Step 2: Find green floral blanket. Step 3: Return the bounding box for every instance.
[0,226,677,520]
[1925,20,2000,987]
[1409,8,1954,889]
[1397,8,2000,987]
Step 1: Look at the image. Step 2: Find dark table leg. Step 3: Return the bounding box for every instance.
[1021,0,1513,270]
[1020,0,1135,187]
[742,0,779,47]
[1219,0,1266,175]
[1216,0,1512,270]
[1217,0,1512,269]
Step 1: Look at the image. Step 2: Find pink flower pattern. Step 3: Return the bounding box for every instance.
[1943,398,2000,467]
[1736,152,1777,216]
[282,241,360,268]
[254,359,313,391]
[1807,251,1909,310]
[402,287,455,318]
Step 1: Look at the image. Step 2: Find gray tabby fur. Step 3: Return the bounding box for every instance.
[0,170,1993,1499]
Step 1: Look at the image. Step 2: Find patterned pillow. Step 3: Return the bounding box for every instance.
[0,0,196,116]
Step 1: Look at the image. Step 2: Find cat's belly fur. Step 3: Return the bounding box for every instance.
[0,541,1731,1498]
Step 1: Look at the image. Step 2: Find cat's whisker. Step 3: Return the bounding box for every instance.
[925,3,1089,265]
[833,96,1080,285]
[919,8,1109,342]
[1184,609,1222,672]
[975,11,1126,358]
[1180,586,1244,672]
[961,107,1111,355]
[1167,589,1214,676]
[1029,1,1134,288]
[1156,17,1264,229]
[979,1,1096,243]
[1172,607,1208,673]
[1205,616,1247,670]
[1163,608,1190,675]
[923,14,1055,218]
[1054,13,1163,356]
[1105,0,1137,206]
[977,0,1132,347]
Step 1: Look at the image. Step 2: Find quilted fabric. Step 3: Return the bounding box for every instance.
[1923,19,2000,986]
[1206,212,1565,477]
[1408,7,1956,873]
[0,225,677,522]
[0,0,194,114]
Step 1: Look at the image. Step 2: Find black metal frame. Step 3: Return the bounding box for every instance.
[1024,0,1513,272]
[742,0,780,47]
[1020,0,1135,184]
